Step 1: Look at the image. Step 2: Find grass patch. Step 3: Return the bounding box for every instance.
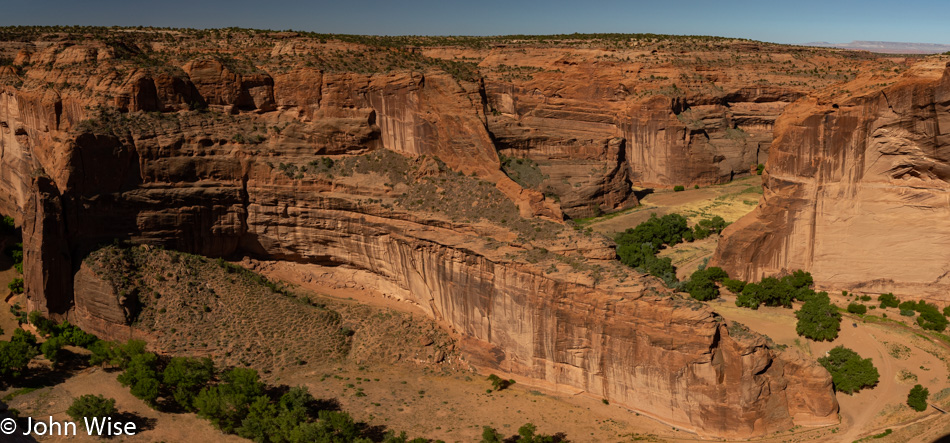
[2,387,39,401]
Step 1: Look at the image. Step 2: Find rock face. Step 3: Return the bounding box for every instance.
[0,29,847,439]
[714,61,950,302]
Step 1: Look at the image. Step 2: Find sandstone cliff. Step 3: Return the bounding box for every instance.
[0,28,850,438]
[714,59,950,302]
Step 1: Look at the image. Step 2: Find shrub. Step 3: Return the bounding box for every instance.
[482,426,504,443]
[847,303,867,315]
[900,309,915,317]
[695,216,727,236]
[818,346,880,394]
[673,185,685,192]
[7,277,23,294]
[859,295,871,302]
[916,304,948,332]
[878,293,899,309]
[796,292,841,341]
[67,395,116,429]
[756,164,765,175]
[487,374,515,391]
[898,301,917,311]
[907,384,929,412]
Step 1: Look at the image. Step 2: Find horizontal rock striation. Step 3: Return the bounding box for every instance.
[0,29,846,438]
[714,61,950,302]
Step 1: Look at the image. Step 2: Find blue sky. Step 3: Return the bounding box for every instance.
[2,0,948,45]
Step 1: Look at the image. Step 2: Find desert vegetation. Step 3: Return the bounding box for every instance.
[614,213,727,284]
[795,292,842,341]
[818,346,880,395]
[84,245,351,372]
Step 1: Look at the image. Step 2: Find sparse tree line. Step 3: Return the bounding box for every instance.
[1,314,431,442]
[3,307,570,442]
[612,213,950,410]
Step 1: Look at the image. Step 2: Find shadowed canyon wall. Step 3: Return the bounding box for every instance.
[714,61,950,302]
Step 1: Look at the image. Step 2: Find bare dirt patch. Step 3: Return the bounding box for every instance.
[710,293,950,442]
[5,368,245,442]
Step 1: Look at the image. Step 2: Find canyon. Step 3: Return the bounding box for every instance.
[0,27,928,438]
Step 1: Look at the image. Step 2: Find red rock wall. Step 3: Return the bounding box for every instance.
[0,48,839,438]
[714,61,950,302]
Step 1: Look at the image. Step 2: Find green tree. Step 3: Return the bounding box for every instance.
[614,213,692,283]
[108,339,149,369]
[163,356,215,411]
[907,384,929,412]
[67,394,117,430]
[685,267,728,301]
[87,340,118,366]
[56,321,99,347]
[195,367,265,433]
[516,422,560,443]
[795,292,841,341]
[847,303,867,315]
[29,311,56,336]
[695,216,727,236]
[481,426,504,443]
[117,352,161,405]
[818,346,880,394]
[0,329,39,381]
[41,335,68,366]
[735,271,815,309]
[915,303,948,332]
[722,278,746,294]
[271,387,315,441]
[487,374,515,391]
[237,395,278,442]
[318,410,362,442]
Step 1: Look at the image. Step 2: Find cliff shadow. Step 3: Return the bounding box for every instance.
[633,188,654,200]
